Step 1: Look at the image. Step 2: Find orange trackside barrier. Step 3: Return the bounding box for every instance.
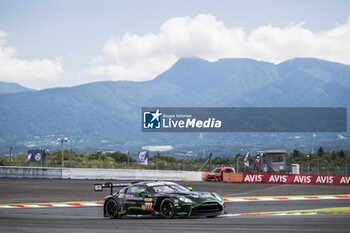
[223,173,243,183]
[202,172,209,181]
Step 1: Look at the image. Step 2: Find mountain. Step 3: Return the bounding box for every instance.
[0,57,349,154]
[152,58,282,105]
[0,81,34,94]
[237,58,350,107]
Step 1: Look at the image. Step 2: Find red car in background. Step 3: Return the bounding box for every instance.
[207,166,235,181]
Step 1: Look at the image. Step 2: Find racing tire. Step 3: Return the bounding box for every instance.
[105,199,120,219]
[160,198,175,219]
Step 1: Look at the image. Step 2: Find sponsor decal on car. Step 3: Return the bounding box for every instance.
[142,198,153,210]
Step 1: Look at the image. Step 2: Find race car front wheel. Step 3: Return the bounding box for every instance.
[105,199,119,219]
[160,198,174,219]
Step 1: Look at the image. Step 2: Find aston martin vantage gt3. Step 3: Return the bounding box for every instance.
[94,181,224,219]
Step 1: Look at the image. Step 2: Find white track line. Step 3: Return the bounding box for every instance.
[220,212,350,217]
[224,195,350,202]
[0,203,103,209]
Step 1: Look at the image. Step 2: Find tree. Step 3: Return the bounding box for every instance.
[87,151,100,160]
[109,151,135,163]
[331,151,337,160]
[317,147,325,157]
[292,149,301,159]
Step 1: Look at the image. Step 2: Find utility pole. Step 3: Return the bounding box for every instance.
[45,149,49,167]
[69,149,72,168]
[57,138,68,169]
[183,153,186,171]
[236,154,243,173]
[40,148,43,167]
[127,151,130,169]
[99,150,101,169]
[9,146,12,166]
[209,153,212,171]
[156,153,158,170]
[346,153,348,175]
[199,153,212,171]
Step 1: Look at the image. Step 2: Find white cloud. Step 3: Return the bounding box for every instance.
[0,31,63,85]
[87,14,350,82]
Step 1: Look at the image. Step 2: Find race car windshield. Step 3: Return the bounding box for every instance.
[152,185,189,193]
[211,169,222,173]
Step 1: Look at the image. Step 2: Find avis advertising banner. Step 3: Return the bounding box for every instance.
[243,173,350,185]
[138,151,149,165]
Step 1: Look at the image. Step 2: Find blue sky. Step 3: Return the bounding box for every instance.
[0,0,349,89]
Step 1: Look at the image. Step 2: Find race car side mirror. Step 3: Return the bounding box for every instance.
[137,189,145,195]
[186,187,192,191]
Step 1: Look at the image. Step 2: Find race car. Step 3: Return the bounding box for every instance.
[94,181,224,219]
[207,166,235,181]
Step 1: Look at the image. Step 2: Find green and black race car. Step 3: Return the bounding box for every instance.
[94,181,224,219]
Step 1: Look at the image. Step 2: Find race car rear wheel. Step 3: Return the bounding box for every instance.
[160,198,174,219]
[105,199,119,219]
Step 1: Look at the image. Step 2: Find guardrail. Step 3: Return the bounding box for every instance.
[0,166,202,181]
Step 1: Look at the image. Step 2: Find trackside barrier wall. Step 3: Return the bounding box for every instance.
[201,172,244,182]
[0,166,62,179]
[64,168,202,180]
[0,167,202,181]
[201,172,209,181]
[242,173,350,185]
[223,173,243,182]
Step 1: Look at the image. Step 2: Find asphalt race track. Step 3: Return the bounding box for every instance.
[0,178,350,233]
[1,201,350,233]
[1,178,350,204]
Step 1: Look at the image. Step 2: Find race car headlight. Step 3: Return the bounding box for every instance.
[212,193,223,202]
[178,196,192,204]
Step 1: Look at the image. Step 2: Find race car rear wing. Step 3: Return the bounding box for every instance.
[94,182,130,195]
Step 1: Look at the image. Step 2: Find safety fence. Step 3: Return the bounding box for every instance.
[1,150,349,175]
[1,160,208,171]
[3,160,349,175]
